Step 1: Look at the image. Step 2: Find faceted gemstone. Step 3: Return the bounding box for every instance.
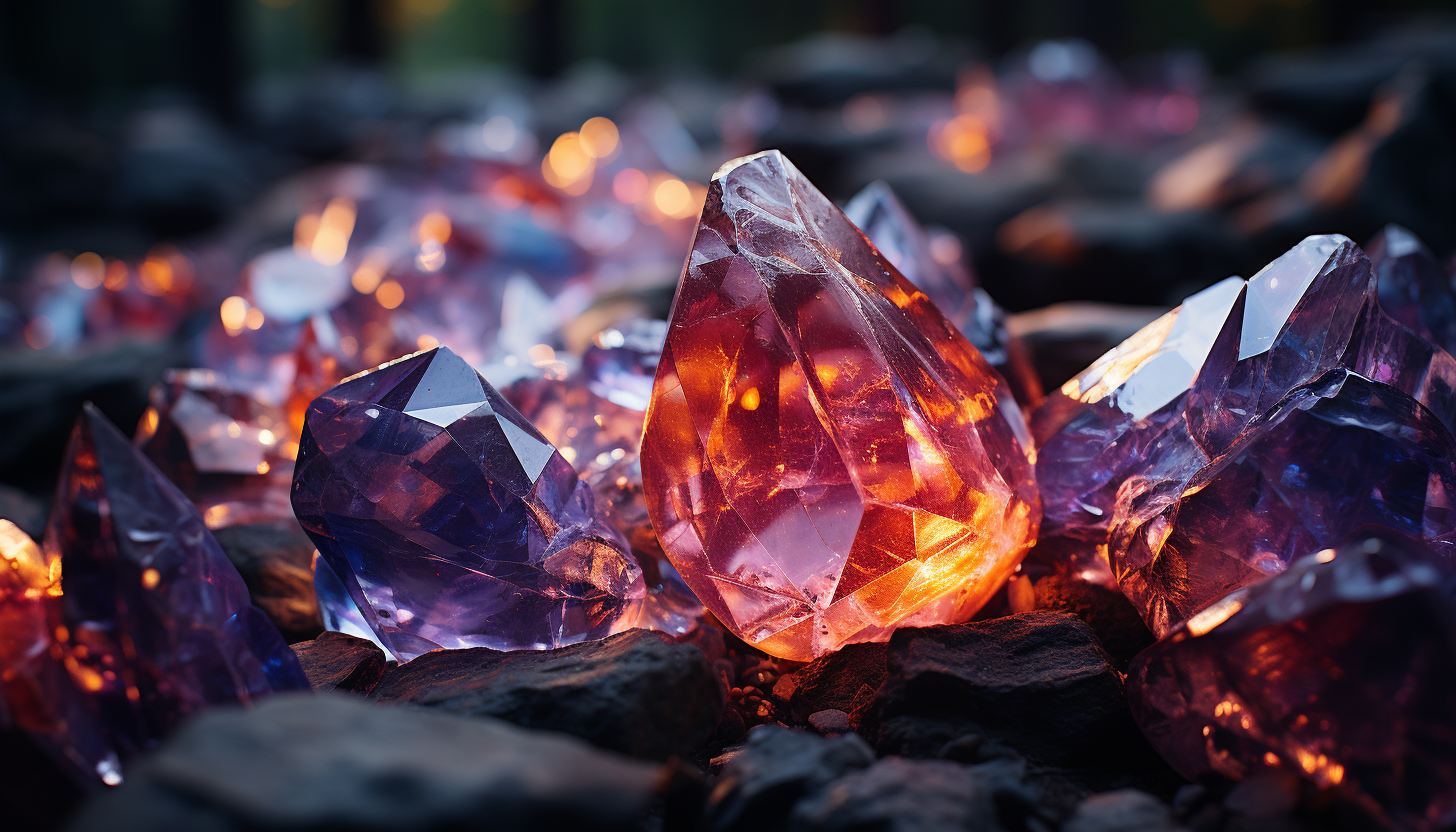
[1030,276,1243,585]
[135,369,295,529]
[1127,533,1456,832]
[292,346,646,661]
[845,181,1043,408]
[1111,369,1456,637]
[639,151,1040,661]
[1,405,307,787]
[1369,224,1456,354]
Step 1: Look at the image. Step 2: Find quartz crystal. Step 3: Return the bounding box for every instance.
[135,369,295,529]
[1128,533,1456,832]
[845,181,1043,408]
[1369,224,1456,354]
[639,151,1040,661]
[292,346,646,660]
[1112,369,1456,636]
[1,405,306,787]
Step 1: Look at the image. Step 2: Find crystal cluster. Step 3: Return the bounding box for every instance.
[292,346,647,661]
[134,369,296,529]
[0,405,306,788]
[639,151,1039,661]
[1128,534,1456,832]
[844,181,1043,408]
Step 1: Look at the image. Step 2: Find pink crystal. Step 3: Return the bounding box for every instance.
[639,150,1040,661]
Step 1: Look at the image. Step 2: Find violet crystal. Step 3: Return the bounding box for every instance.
[291,346,647,660]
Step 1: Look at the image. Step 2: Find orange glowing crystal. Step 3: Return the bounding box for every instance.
[639,151,1040,660]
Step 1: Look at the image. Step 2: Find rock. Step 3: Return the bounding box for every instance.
[0,484,46,541]
[1031,574,1154,670]
[780,641,887,727]
[290,631,387,695]
[64,692,685,832]
[0,726,88,832]
[371,629,723,761]
[862,613,1171,792]
[212,519,323,643]
[789,757,1049,832]
[807,710,851,735]
[707,724,874,832]
[1066,790,1186,832]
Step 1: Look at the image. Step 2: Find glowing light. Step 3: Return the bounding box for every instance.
[1264,752,1281,766]
[613,168,649,204]
[141,569,160,590]
[71,252,104,289]
[740,387,761,410]
[579,117,619,159]
[352,248,391,294]
[294,212,320,254]
[652,177,693,218]
[527,343,556,364]
[138,255,175,296]
[416,239,446,271]
[256,461,271,475]
[310,197,357,266]
[25,318,55,350]
[258,429,277,445]
[244,307,266,330]
[416,211,452,245]
[1315,548,1337,563]
[376,279,405,310]
[227,422,242,439]
[482,116,517,153]
[543,132,594,193]
[103,260,128,290]
[417,334,439,350]
[220,296,249,332]
[0,519,61,598]
[138,408,160,439]
[930,114,992,173]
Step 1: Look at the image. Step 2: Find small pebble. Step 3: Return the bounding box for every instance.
[808,709,852,735]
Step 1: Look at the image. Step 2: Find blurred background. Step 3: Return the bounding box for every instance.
[1,0,1455,500]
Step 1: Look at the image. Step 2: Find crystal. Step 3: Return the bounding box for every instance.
[1,405,306,787]
[844,181,1043,407]
[1111,369,1456,637]
[1029,277,1244,584]
[292,346,646,661]
[1128,533,1456,831]
[639,151,1040,661]
[581,318,667,411]
[135,369,295,529]
[1369,224,1456,355]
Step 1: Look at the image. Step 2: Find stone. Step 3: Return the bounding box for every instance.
[1126,534,1456,832]
[2,405,306,789]
[807,710,852,735]
[1111,369,1456,637]
[789,757,1046,832]
[371,629,723,761]
[1065,789,1186,832]
[1369,224,1456,354]
[862,612,1169,791]
[291,346,647,660]
[1030,277,1244,585]
[707,724,874,832]
[779,641,888,726]
[845,180,1043,408]
[64,692,687,832]
[1030,573,1154,670]
[290,631,388,695]
[134,369,295,529]
[640,150,1040,661]
[211,519,322,643]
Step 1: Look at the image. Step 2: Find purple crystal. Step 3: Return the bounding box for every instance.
[134,369,295,529]
[581,318,666,411]
[1111,369,1456,636]
[844,181,1043,407]
[1370,224,1456,355]
[1128,533,1456,831]
[4,404,306,787]
[1030,276,1243,584]
[291,346,646,660]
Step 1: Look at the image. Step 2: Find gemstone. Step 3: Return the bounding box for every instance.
[134,369,296,529]
[1369,224,1456,355]
[581,318,667,411]
[291,346,647,660]
[639,150,1040,661]
[1127,533,1456,831]
[1111,369,1456,637]
[1030,276,1244,585]
[845,181,1043,408]
[2,405,306,787]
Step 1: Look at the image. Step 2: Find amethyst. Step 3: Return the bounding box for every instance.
[291,346,646,661]
[1369,224,1456,355]
[581,318,666,412]
[1128,533,1456,831]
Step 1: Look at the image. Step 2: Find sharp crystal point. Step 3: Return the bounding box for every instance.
[640,150,1040,661]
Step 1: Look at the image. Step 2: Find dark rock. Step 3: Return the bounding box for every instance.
[779,641,886,727]
[290,631,387,695]
[0,483,47,541]
[707,724,873,832]
[807,710,851,735]
[63,692,682,832]
[0,726,89,832]
[789,757,1050,832]
[861,613,1173,794]
[211,520,322,643]
[371,629,724,761]
[1066,790,1186,832]
[1031,574,1154,670]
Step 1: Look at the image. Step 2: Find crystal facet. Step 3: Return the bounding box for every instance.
[292,346,646,660]
[1369,223,1456,355]
[1,405,306,787]
[845,181,1043,408]
[135,369,296,529]
[1128,534,1456,832]
[640,151,1040,661]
